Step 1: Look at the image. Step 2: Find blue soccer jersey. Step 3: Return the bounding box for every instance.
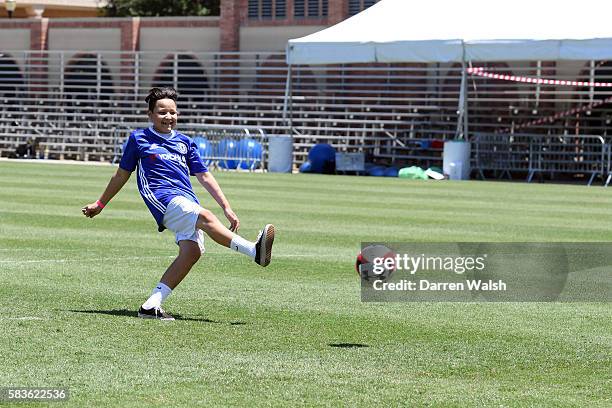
[119,127,208,231]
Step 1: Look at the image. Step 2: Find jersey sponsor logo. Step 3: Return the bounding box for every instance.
[156,152,188,168]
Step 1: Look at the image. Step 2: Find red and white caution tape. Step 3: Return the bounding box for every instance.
[467,67,612,131]
[505,95,612,132]
[467,67,612,88]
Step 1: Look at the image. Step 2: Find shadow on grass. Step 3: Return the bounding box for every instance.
[329,343,369,348]
[67,309,245,324]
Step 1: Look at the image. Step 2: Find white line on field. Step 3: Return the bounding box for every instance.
[0,248,84,251]
[0,254,342,265]
[0,255,175,265]
[2,316,45,321]
[0,158,114,167]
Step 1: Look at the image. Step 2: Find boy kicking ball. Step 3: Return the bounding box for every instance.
[82,87,275,321]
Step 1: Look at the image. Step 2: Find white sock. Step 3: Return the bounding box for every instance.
[141,282,172,310]
[230,234,256,258]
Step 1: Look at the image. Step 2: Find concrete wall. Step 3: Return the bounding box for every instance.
[239,26,325,52]
[48,27,121,51]
[140,27,220,52]
[238,26,326,93]
[0,29,30,73]
[47,28,122,88]
[139,27,220,89]
[0,29,30,50]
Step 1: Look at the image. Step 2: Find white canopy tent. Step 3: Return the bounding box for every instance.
[286,0,612,64]
[284,0,612,139]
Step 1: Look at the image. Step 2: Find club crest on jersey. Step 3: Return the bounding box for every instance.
[177,143,188,154]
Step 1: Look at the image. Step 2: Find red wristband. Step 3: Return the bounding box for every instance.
[96,200,106,209]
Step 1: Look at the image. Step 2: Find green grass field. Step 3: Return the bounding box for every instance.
[0,160,610,407]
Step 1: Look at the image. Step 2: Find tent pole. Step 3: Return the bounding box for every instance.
[455,60,466,140]
[463,61,469,141]
[455,56,467,140]
[282,63,293,130]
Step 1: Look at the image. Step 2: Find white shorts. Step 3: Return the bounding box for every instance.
[163,196,205,253]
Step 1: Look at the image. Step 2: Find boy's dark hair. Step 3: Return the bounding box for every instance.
[145,87,178,112]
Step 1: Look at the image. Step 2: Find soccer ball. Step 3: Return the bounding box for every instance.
[355,244,396,281]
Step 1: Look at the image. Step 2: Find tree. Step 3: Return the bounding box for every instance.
[101,0,220,17]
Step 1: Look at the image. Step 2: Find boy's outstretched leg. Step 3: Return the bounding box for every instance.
[196,209,275,266]
[138,240,201,321]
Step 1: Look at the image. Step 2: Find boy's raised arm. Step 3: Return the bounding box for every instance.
[82,167,132,218]
[194,171,240,232]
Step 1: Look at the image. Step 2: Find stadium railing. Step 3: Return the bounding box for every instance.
[1,51,612,179]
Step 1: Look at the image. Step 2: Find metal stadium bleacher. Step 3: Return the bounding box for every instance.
[1,50,612,183]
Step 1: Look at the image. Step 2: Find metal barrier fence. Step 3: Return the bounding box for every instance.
[473,133,608,185]
[606,145,612,187]
[111,123,267,171]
